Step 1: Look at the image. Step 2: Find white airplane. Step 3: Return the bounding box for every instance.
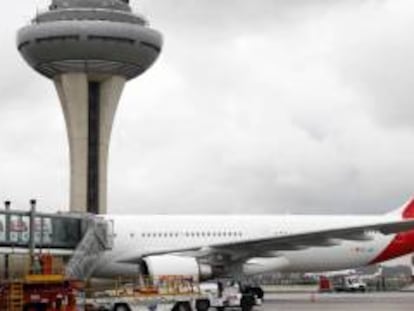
[93,197,414,283]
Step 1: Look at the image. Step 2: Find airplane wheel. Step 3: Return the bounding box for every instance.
[249,286,264,300]
[195,299,210,311]
[172,302,192,311]
[241,294,255,311]
[113,303,131,311]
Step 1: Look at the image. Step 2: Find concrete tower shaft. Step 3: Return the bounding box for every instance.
[54,74,125,215]
[17,0,162,214]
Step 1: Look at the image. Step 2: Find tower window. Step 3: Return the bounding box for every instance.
[36,35,79,43]
[88,35,134,45]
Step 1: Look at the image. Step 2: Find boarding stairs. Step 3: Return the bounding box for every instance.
[65,217,113,280]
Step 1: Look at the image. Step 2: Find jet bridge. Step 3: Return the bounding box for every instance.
[0,200,113,279]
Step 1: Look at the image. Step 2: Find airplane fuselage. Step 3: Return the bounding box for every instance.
[93,214,414,278]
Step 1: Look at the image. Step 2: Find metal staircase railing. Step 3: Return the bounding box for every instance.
[65,217,112,280]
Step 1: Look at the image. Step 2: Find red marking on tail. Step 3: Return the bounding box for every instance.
[370,231,414,264]
[402,198,414,219]
[370,198,414,264]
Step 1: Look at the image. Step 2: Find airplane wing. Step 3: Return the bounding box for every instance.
[119,218,414,264]
[206,218,414,260]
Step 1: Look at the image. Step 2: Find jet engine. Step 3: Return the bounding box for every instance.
[140,255,214,281]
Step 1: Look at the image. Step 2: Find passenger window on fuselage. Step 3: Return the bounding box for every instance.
[139,231,243,239]
[140,231,244,239]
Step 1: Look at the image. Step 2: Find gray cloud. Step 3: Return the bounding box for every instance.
[330,0,414,129]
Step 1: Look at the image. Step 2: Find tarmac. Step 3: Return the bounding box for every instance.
[261,292,414,310]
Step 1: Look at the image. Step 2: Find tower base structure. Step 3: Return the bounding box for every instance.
[55,73,125,214]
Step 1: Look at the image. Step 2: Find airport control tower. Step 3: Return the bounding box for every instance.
[17,0,162,214]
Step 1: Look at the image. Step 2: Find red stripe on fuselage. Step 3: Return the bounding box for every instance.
[370,199,414,264]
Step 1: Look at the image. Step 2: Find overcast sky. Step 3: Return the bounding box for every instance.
[0,0,413,214]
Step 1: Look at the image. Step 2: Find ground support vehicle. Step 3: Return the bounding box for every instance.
[87,294,207,311]
[0,254,85,311]
[200,281,259,311]
[0,274,84,311]
[87,292,256,311]
[86,276,259,311]
[332,275,367,292]
[86,275,206,311]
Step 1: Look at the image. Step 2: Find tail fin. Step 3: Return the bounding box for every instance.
[388,198,414,219]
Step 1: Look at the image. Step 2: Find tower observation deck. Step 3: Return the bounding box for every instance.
[17,0,163,214]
